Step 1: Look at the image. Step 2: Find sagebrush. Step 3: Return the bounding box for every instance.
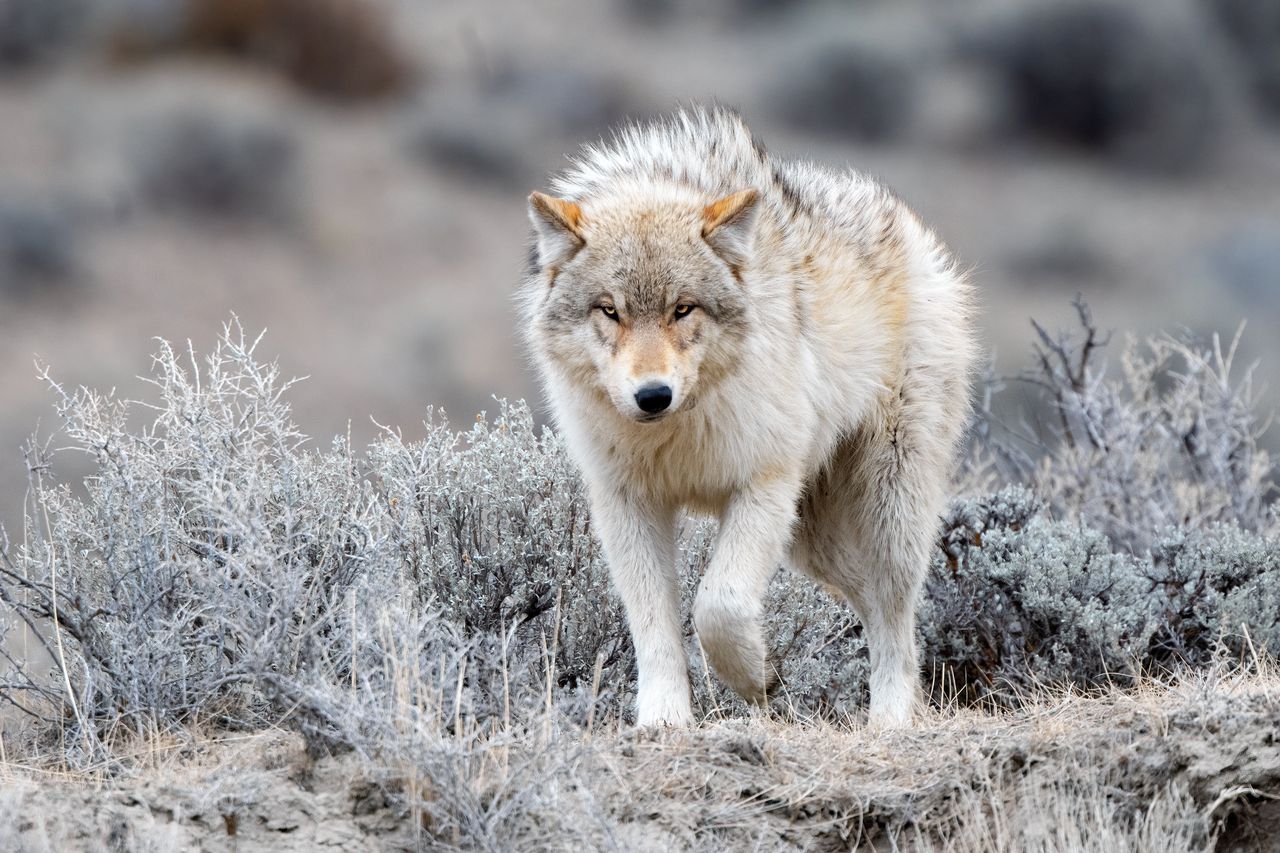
[0,308,1275,769]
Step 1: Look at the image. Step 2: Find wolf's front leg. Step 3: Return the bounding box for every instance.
[589,485,692,726]
[694,475,801,703]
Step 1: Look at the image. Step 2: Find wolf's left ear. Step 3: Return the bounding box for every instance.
[528,192,585,271]
[702,189,759,272]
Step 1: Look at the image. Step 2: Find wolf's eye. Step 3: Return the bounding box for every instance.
[599,305,619,321]
[673,303,695,320]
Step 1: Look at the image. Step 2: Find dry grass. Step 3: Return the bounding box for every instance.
[2,663,1276,851]
[582,664,1277,852]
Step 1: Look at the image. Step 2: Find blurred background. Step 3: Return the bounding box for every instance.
[1,0,1278,531]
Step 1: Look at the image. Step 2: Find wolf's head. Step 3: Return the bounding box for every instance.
[523,183,758,423]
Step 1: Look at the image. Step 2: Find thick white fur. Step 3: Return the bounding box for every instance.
[521,108,976,727]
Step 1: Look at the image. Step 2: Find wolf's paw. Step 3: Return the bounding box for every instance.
[636,691,694,729]
[694,598,771,703]
[867,707,915,730]
[867,688,918,730]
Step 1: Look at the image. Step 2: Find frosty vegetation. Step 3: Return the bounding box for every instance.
[0,305,1275,843]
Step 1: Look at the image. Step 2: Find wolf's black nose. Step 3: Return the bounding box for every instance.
[635,384,673,414]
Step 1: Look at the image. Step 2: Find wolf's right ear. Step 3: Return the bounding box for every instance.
[528,192,585,271]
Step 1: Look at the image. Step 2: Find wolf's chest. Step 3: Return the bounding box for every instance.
[605,417,759,513]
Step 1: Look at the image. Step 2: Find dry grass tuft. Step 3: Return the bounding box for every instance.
[2,666,1277,851]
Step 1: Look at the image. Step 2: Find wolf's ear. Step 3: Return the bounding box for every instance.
[702,189,759,272]
[528,192,585,271]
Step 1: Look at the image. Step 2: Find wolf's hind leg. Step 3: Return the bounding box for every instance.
[694,475,801,704]
[793,429,944,727]
[793,526,925,727]
[846,554,925,727]
[852,453,948,726]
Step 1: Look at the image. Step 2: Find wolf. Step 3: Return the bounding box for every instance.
[520,107,976,727]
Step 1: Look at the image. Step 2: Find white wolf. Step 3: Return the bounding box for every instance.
[520,107,976,727]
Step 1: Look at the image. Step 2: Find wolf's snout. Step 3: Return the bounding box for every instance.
[635,383,673,414]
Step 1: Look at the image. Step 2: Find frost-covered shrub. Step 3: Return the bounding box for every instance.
[1145,524,1280,667]
[920,488,1280,704]
[0,314,1277,770]
[771,486,1274,712]
[766,482,1280,714]
[972,297,1278,552]
[0,327,392,760]
[923,488,1154,703]
[0,327,633,764]
[758,569,866,719]
[366,403,635,718]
